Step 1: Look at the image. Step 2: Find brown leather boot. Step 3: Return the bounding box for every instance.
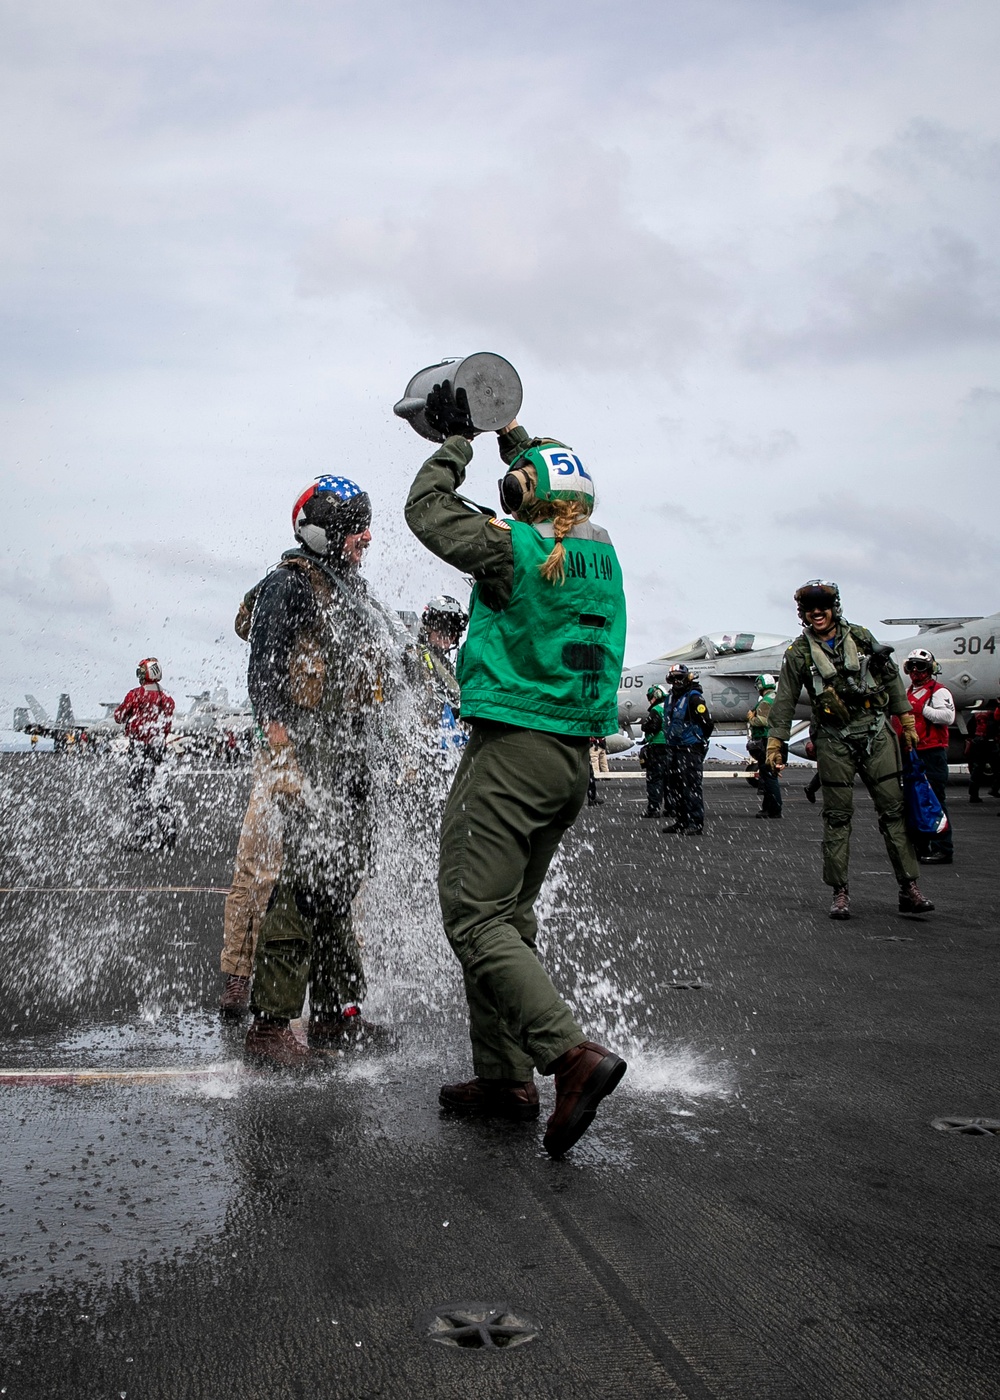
[219,974,251,1019]
[829,886,850,920]
[898,880,935,914]
[438,1076,540,1121]
[307,1007,397,1052]
[543,1041,627,1157]
[244,1018,318,1069]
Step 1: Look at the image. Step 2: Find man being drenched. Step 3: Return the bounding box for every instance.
[404,380,628,1157]
[241,475,401,1068]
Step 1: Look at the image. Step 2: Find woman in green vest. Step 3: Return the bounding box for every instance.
[404,382,628,1157]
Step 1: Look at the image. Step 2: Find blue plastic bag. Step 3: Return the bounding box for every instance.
[902,748,949,837]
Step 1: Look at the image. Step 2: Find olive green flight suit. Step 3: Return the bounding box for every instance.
[768,623,917,889]
[439,722,589,1080]
[405,428,626,1079]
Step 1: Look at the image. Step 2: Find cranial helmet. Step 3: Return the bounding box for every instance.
[498,441,595,516]
[646,684,666,703]
[794,578,842,622]
[904,648,936,675]
[137,657,162,684]
[667,663,693,687]
[755,673,776,692]
[422,595,469,640]
[292,476,372,559]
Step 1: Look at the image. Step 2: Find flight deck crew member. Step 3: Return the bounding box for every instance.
[966,700,1000,803]
[660,663,713,834]
[893,649,955,865]
[114,658,176,849]
[747,673,782,818]
[404,379,628,1157]
[240,475,402,1068]
[640,684,668,816]
[766,580,934,921]
[588,736,609,807]
[419,594,469,755]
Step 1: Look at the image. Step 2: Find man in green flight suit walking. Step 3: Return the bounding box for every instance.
[404,380,628,1156]
[766,579,935,920]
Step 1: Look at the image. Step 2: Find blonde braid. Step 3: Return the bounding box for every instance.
[533,499,591,584]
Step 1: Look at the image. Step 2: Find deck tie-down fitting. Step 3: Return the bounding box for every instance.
[423,1302,540,1349]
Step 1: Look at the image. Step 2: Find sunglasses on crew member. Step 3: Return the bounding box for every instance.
[799,595,834,613]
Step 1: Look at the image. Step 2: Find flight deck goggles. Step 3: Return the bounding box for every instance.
[796,590,837,613]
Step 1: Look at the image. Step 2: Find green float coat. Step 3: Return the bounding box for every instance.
[645,701,667,745]
[457,518,626,737]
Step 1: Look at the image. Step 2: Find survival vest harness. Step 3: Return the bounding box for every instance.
[803,625,894,730]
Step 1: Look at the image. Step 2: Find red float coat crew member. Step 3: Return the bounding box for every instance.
[115,682,175,747]
[905,680,955,750]
[892,655,955,862]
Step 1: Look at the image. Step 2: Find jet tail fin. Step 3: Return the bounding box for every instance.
[25,694,49,724]
[56,694,75,726]
[13,707,29,731]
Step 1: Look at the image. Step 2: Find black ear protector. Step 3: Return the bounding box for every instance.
[498,460,535,514]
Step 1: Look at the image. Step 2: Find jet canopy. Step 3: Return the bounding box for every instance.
[657,632,790,662]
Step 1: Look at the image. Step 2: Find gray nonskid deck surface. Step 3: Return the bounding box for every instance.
[0,754,997,1399]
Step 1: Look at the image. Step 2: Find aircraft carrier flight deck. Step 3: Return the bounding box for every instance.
[0,753,996,1400]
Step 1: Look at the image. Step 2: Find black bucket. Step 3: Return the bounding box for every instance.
[393,353,522,443]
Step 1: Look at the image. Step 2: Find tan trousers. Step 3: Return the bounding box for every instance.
[589,745,610,776]
[220,752,284,978]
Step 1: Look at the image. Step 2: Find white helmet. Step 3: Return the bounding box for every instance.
[904,648,935,676]
[137,657,162,684]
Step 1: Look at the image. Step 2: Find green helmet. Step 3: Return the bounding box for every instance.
[647,684,666,703]
[506,441,595,508]
[755,673,776,692]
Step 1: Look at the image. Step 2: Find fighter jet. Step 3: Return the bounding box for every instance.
[12,694,119,748]
[618,632,793,734]
[13,688,254,755]
[167,689,253,754]
[620,613,1000,757]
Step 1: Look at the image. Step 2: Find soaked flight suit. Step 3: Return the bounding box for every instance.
[405,429,627,1082]
[767,623,917,889]
[220,744,284,980]
[247,550,403,1023]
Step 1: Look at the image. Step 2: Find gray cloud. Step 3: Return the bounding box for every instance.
[655,502,714,538]
[710,427,799,463]
[872,118,1000,184]
[963,386,1000,407]
[298,143,722,373]
[775,494,998,613]
[2,0,999,714]
[0,552,113,619]
[745,227,1000,365]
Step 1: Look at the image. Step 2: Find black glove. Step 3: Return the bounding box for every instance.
[424,379,476,440]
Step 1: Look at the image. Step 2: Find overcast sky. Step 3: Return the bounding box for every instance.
[2,0,998,721]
